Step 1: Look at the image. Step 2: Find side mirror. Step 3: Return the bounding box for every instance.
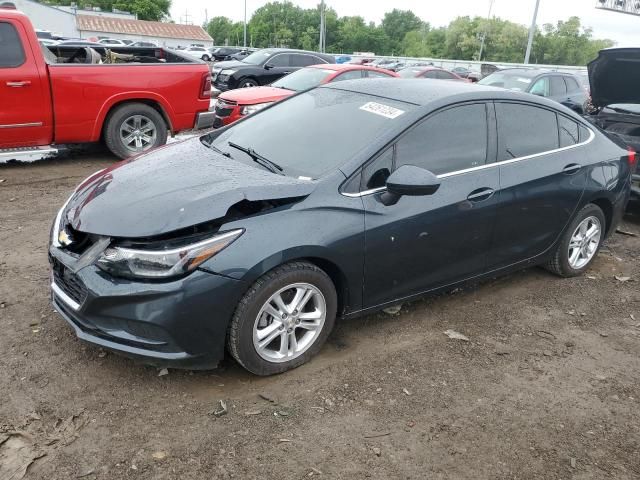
[381,165,440,206]
[264,63,273,70]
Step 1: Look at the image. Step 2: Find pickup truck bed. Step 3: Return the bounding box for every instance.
[0,7,214,159]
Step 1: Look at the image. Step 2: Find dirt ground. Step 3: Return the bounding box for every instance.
[1,153,639,480]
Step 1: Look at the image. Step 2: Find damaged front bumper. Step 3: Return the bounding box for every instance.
[49,246,245,369]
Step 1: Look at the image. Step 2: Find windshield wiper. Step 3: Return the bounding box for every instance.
[228,141,284,175]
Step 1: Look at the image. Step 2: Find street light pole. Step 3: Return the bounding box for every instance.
[243,0,247,47]
[477,0,495,61]
[524,0,541,64]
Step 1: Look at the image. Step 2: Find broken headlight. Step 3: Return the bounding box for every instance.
[96,229,243,279]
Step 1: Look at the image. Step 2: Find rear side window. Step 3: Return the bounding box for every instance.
[268,54,290,67]
[396,103,488,175]
[366,70,393,78]
[423,70,438,79]
[292,55,323,67]
[565,76,581,92]
[436,71,455,80]
[496,103,559,160]
[332,70,362,82]
[558,115,579,147]
[550,76,567,96]
[0,22,25,68]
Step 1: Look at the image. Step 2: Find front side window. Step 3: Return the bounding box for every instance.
[0,22,25,68]
[366,70,394,78]
[530,77,550,97]
[495,103,559,161]
[423,70,439,79]
[267,54,290,67]
[398,68,423,78]
[272,67,333,91]
[565,76,580,92]
[396,103,488,175]
[436,71,455,80]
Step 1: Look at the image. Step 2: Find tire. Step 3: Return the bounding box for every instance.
[237,78,259,88]
[202,55,211,62]
[545,203,606,277]
[227,261,337,376]
[104,103,168,159]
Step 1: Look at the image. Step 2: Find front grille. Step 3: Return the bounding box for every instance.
[215,101,236,117]
[51,257,87,306]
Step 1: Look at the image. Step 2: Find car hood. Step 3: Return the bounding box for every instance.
[64,138,316,238]
[588,48,640,107]
[212,60,249,70]
[219,86,294,105]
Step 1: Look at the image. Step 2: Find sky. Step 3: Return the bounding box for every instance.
[170,0,640,46]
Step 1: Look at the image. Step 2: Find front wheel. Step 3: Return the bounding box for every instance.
[238,78,259,88]
[202,54,211,62]
[545,204,606,277]
[104,103,168,159]
[227,262,337,376]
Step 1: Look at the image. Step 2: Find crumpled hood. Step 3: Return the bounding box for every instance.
[588,48,640,107]
[65,138,316,238]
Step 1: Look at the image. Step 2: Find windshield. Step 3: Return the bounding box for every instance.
[272,68,334,91]
[204,88,416,179]
[478,72,535,91]
[399,68,423,78]
[242,50,273,65]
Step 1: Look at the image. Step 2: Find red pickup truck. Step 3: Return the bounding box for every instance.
[0,5,214,160]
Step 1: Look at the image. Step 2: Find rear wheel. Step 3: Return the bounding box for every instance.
[227,262,337,376]
[104,103,168,159]
[545,204,605,277]
[202,54,211,61]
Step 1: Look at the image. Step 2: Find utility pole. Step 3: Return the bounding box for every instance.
[477,0,495,61]
[319,0,325,53]
[524,0,541,64]
[243,0,247,48]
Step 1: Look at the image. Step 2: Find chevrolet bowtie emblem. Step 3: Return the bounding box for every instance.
[58,228,73,247]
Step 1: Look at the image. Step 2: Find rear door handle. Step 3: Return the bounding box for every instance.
[6,81,31,87]
[563,163,582,175]
[467,187,495,202]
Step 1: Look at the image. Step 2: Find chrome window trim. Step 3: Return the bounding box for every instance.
[341,126,595,198]
[51,281,81,311]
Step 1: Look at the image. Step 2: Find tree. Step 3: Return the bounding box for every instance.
[42,0,171,21]
[381,9,423,54]
[205,16,243,45]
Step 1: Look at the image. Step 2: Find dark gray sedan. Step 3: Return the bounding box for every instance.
[49,80,633,375]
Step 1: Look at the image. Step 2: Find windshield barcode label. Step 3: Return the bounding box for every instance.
[360,102,405,119]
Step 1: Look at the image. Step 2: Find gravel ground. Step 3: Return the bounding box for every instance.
[0,154,639,480]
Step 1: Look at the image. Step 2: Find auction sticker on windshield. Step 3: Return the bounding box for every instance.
[360,102,405,119]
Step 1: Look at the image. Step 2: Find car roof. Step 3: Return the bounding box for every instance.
[321,78,563,107]
[493,68,577,78]
[308,64,394,73]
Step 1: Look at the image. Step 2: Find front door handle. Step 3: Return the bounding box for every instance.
[562,163,582,175]
[282,71,292,74]
[467,187,495,202]
[6,81,31,87]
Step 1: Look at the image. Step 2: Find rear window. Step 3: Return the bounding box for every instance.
[207,87,416,179]
[0,22,25,68]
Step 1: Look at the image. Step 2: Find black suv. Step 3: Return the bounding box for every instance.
[478,68,588,113]
[212,48,336,91]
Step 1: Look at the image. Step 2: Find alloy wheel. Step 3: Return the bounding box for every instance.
[252,282,326,363]
[119,115,157,153]
[568,216,601,269]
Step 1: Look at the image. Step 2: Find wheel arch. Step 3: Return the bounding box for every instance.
[95,95,175,142]
[589,197,614,235]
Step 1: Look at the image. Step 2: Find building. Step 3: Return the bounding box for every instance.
[12,0,212,48]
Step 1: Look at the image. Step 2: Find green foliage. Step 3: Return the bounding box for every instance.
[201,1,612,65]
[42,0,170,21]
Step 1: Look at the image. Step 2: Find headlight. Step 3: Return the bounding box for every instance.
[241,102,273,116]
[220,69,237,76]
[96,229,243,279]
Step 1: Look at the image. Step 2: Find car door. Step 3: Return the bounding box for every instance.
[359,103,500,308]
[488,102,588,269]
[0,20,52,148]
[263,53,292,83]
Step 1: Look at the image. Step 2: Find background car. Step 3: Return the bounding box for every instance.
[211,48,336,91]
[398,66,469,82]
[130,41,158,47]
[226,48,257,61]
[38,38,58,46]
[98,38,127,46]
[183,45,212,61]
[210,46,244,61]
[213,63,399,127]
[452,66,482,82]
[478,68,588,113]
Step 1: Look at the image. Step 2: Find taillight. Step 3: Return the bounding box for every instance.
[200,73,211,99]
[628,147,637,167]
